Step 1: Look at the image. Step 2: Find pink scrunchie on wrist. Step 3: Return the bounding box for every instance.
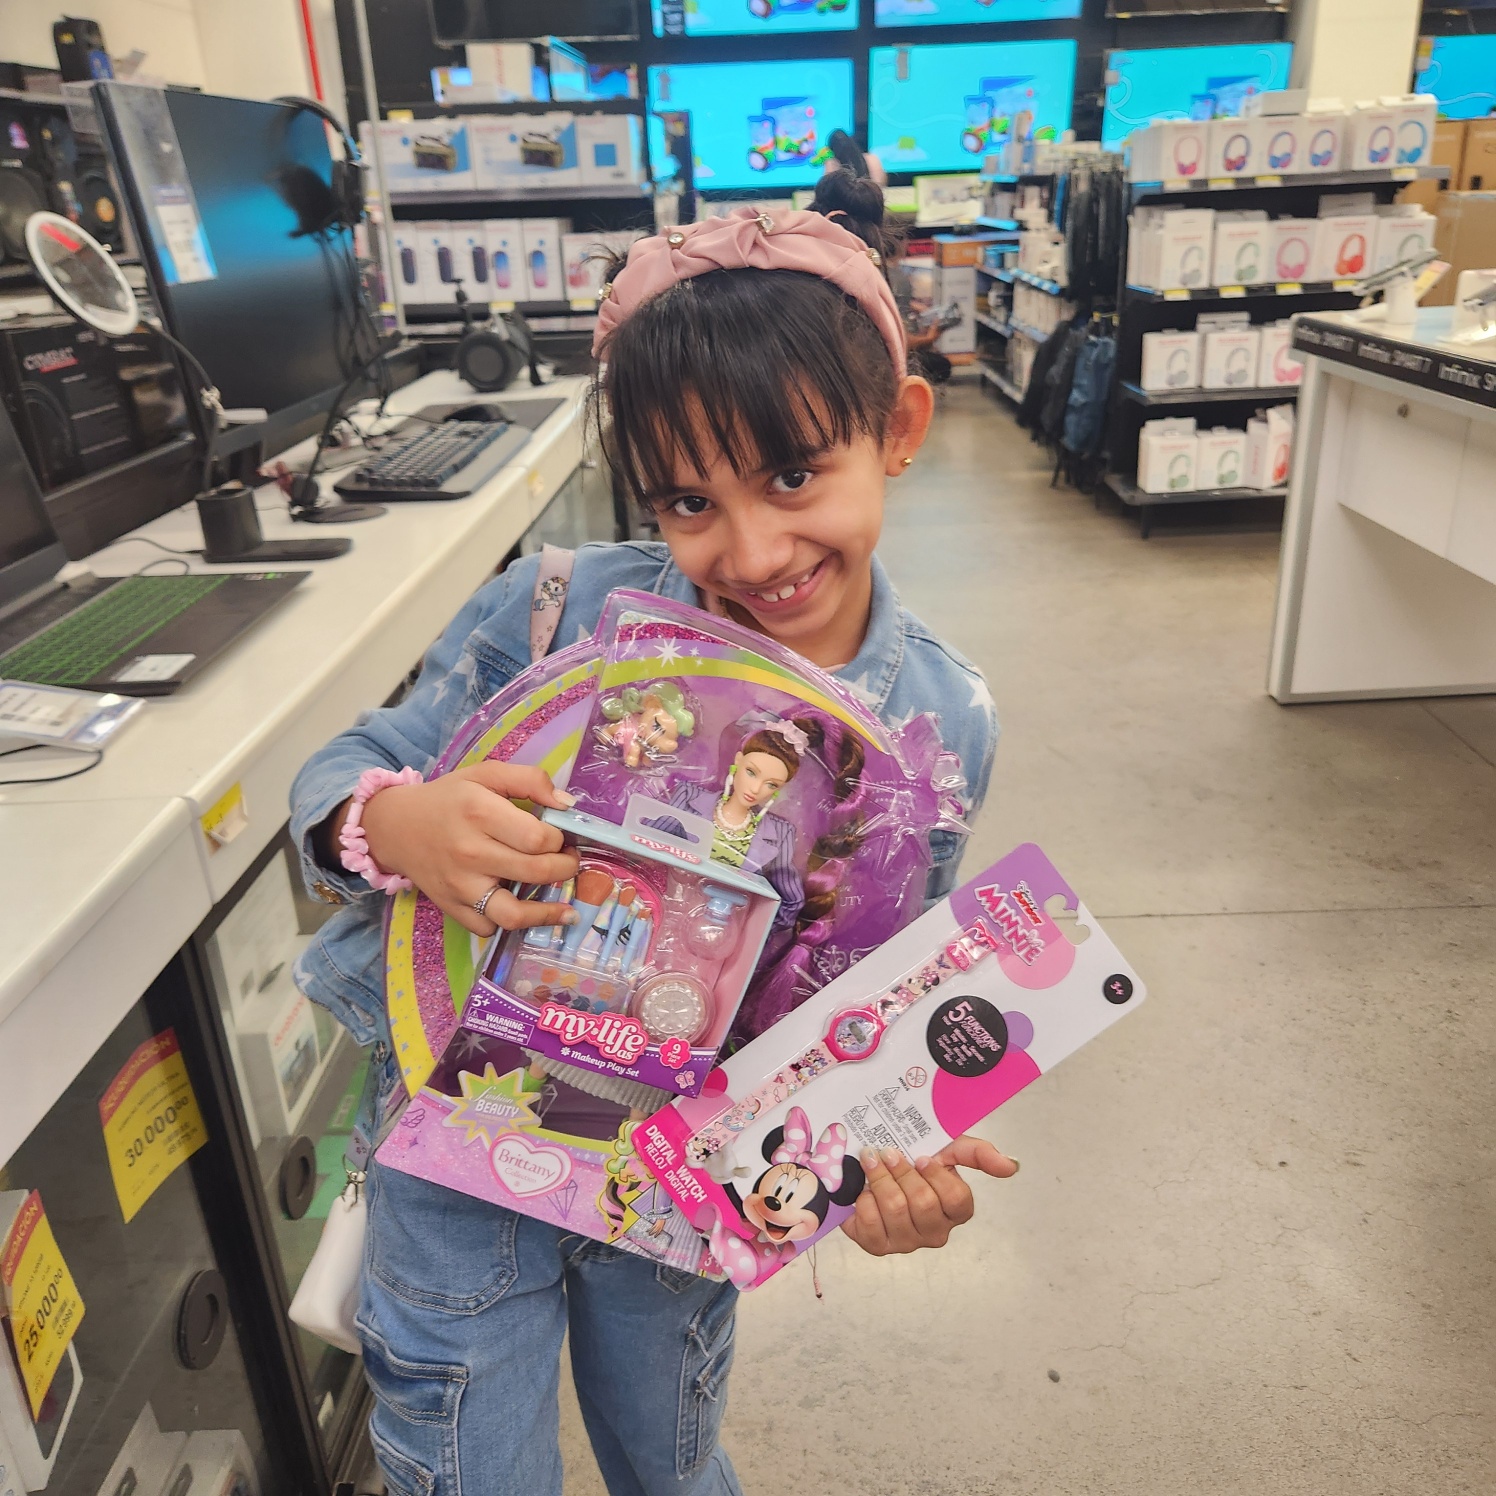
[338,766,423,893]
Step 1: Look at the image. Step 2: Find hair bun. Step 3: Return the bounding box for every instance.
[809,167,889,251]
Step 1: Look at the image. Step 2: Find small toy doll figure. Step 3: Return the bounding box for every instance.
[597,682,695,769]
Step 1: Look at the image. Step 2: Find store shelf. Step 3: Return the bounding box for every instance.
[980,364,1025,403]
[975,311,1012,336]
[977,265,1014,282]
[1120,381,1301,407]
[979,170,1054,184]
[974,216,1020,231]
[1124,279,1362,302]
[398,98,645,118]
[389,182,650,205]
[1105,472,1288,506]
[1008,318,1054,343]
[402,299,597,320]
[1010,268,1066,296]
[1128,165,1449,199]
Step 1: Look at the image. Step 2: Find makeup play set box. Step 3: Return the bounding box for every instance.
[637,842,1148,1289]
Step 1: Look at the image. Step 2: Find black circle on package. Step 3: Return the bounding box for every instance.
[926,995,1009,1078]
[1103,973,1134,1005]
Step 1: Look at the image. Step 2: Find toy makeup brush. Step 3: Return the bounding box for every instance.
[597,884,637,969]
[523,878,572,948]
[561,867,614,958]
[622,906,652,975]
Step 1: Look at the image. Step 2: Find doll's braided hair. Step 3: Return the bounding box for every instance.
[736,715,868,1037]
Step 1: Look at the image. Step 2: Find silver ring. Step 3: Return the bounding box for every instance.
[474,885,500,919]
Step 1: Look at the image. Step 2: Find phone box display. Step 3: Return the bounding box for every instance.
[1140,329,1201,391]
[637,844,1147,1290]
[375,118,474,193]
[934,264,978,354]
[1267,218,1318,282]
[1211,212,1269,286]
[1256,321,1302,387]
[1202,326,1261,389]
[1196,426,1247,489]
[1374,208,1436,273]
[1347,96,1437,173]
[576,113,642,186]
[1311,212,1377,281]
[237,981,322,1134]
[521,218,569,300]
[1207,116,1264,180]
[1245,404,1295,489]
[483,219,525,297]
[415,221,458,305]
[471,112,582,191]
[1138,417,1199,494]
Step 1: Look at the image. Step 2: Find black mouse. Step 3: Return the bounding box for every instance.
[444,403,506,424]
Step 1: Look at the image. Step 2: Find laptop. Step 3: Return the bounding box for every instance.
[0,405,307,698]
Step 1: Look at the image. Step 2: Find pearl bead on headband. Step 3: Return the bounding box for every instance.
[593,207,907,379]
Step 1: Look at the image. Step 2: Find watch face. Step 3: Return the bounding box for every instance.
[829,1009,882,1061]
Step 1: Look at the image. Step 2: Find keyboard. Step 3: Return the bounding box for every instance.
[0,574,226,686]
[333,420,532,502]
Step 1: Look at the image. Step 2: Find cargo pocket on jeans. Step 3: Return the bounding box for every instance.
[674,1280,737,1480]
[361,1322,467,1495]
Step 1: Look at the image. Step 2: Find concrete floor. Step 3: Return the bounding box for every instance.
[559,376,1496,1494]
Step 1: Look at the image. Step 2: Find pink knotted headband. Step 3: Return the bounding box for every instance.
[592,206,907,379]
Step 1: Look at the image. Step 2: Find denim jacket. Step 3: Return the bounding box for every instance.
[290,541,998,1049]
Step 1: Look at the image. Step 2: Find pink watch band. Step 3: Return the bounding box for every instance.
[338,766,423,893]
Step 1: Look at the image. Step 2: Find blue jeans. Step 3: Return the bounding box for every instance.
[357,1160,742,1496]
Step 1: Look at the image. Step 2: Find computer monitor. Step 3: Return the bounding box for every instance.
[875,0,1079,27]
[651,0,859,38]
[646,59,855,193]
[0,401,68,614]
[1103,43,1294,151]
[94,84,367,430]
[868,40,1077,176]
[1414,35,1496,121]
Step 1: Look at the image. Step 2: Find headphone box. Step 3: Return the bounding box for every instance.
[1210,211,1269,286]
[1207,116,1265,180]
[1256,321,1303,387]
[1265,217,1319,283]
[1258,118,1307,175]
[1126,119,1211,185]
[576,113,642,187]
[1196,426,1247,489]
[1309,211,1378,282]
[1137,416,1199,494]
[1301,113,1347,174]
[1140,329,1201,392]
[1373,207,1436,273]
[1201,326,1262,389]
[1156,208,1216,290]
[1347,96,1437,173]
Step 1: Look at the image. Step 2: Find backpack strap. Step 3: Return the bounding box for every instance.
[528,544,576,664]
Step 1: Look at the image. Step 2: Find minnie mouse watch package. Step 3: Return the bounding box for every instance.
[637,843,1147,1290]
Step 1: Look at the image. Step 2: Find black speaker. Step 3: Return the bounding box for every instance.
[0,163,50,261]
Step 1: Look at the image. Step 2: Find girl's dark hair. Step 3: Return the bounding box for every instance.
[810,142,902,264]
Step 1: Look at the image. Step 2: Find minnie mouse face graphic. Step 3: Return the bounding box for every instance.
[728,1113,866,1244]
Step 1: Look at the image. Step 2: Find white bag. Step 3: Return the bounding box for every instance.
[289,1177,366,1355]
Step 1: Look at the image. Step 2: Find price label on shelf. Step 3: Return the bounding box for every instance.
[99,1030,208,1224]
[0,1193,84,1417]
[1392,167,1417,181]
[1207,177,1234,190]
[1219,285,1247,298]
[1163,288,1191,302]
[569,297,595,312]
[489,300,516,315]
[1163,178,1190,193]
[1333,279,1356,292]
[1255,174,1284,187]
[1276,282,1303,296]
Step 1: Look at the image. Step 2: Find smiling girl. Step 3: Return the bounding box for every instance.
[290,199,1010,1496]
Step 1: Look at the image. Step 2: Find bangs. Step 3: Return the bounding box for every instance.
[598,268,899,504]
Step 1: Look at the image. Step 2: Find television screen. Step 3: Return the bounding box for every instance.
[1415,35,1496,120]
[652,0,858,37]
[429,0,638,42]
[1106,0,1288,13]
[875,0,1080,26]
[647,59,855,191]
[1103,43,1294,151]
[868,40,1077,175]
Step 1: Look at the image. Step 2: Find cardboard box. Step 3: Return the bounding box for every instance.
[449,222,490,295]
[1202,326,1261,389]
[1211,212,1269,285]
[521,218,569,300]
[1267,218,1319,282]
[1257,322,1303,387]
[1257,119,1309,176]
[1435,119,1469,184]
[1129,119,1211,183]
[1140,329,1201,391]
[472,113,582,191]
[377,119,474,194]
[1155,209,1214,290]
[390,223,422,303]
[576,113,642,186]
[1460,119,1496,192]
[483,218,525,298]
[415,221,460,305]
[1245,405,1294,489]
[1302,114,1346,174]
[1312,213,1378,281]
[1138,417,1198,494]
[1207,117,1264,180]
[934,264,978,354]
[932,233,1000,267]
[1374,208,1437,273]
[1426,191,1496,306]
[1197,427,1247,489]
[1346,97,1438,173]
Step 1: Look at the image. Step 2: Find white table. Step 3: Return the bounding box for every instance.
[0,371,589,1165]
[1269,309,1496,703]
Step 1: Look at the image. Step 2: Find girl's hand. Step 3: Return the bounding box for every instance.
[349,763,580,936]
[840,1136,1019,1256]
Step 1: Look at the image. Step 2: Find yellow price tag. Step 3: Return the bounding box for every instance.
[1392,166,1417,181]
[99,1030,208,1224]
[1163,288,1190,302]
[1219,285,1246,298]
[1,1193,84,1418]
[489,300,516,315]
[569,297,595,311]
[1255,174,1283,187]
[1333,279,1356,291]
[1207,177,1234,190]
[200,781,248,851]
[1276,282,1303,296]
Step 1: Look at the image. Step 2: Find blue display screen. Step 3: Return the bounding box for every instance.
[647,59,855,191]
[1104,44,1294,151]
[875,0,1080,25]
[1415,36,1496,121]
[868,40,1077,175]
[651,0,858,37]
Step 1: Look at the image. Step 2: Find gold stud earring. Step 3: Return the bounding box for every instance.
[901,457,914,468]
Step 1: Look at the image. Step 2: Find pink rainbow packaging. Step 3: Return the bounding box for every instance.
[636,842,1148,1290]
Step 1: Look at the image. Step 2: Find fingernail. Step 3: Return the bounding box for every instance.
[914,1156,932,1172]
[560,910,578,924]
[880,1147,902,1168]
[556,790,577,807]
[860,1148,880,1172]
[1008,1158,1020,1174]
